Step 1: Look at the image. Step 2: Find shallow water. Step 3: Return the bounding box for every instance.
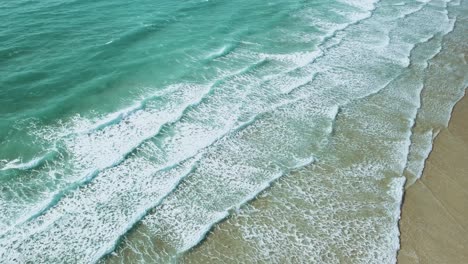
[0,0,466,263]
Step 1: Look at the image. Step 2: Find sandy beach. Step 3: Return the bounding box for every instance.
[398,91,468,263]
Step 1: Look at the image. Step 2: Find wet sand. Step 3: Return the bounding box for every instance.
[398,91,468,263]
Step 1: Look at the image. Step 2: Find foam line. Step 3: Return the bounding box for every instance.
[0,150,57,172]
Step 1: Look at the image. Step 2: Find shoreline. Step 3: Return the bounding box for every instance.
[398,90,468,263]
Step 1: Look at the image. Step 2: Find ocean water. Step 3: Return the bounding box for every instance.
[0,0,467,263]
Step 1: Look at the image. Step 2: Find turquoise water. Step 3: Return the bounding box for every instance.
[0,0,467,263]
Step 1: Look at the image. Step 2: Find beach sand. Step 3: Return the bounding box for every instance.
[398,91,468,263]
